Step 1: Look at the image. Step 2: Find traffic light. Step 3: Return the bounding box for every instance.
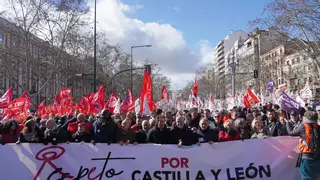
[254,70,258,78]
[145,64,152,74]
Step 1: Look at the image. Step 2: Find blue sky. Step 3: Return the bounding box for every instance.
[120,0,269,49]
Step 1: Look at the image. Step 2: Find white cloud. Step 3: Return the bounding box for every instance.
[0,0,213,90]
[94,0,213,89]
[173,6,180,12]
[119,3,143,13]
[198,40,213,65]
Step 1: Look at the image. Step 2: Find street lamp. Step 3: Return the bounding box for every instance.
[93,0,97,92]
[130,44,152,94]
[227,48,238,98]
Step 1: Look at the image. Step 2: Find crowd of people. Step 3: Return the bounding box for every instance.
[0,103,317,146]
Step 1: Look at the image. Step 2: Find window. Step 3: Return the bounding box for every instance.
[11,35,20,48]
[247,42,252,48]
[33,46,38,57]
[0,32,4,47]
[4,33,9,47]
[292,59,295,64]
[309,77,313,82]
[286,61,290,65]
[297,57,300,63]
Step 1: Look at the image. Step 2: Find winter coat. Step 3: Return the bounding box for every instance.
[169,125,198,146]
[43,125,69,145]
[136,130,148,144]
[218,128,241,142]
[263,119,286,137]
[147,126,171,144]
[196,127,219,143]
[93,119,119,143]
[19,128,43,143]
[119,129,136,143]
[71,131,91,143]
[251,128,269,139]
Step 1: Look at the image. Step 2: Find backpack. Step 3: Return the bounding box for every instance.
[302,123,320,160]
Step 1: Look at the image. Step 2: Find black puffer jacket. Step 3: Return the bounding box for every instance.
[169,125,198,146]
[147,126,171,144]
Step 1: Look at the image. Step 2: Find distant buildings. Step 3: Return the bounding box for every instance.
[212,27,320,98]
[212,30,248,98]
[0,17,94,104]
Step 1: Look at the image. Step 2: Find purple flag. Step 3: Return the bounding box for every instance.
[267,80,274,93]
[281,92,300,113]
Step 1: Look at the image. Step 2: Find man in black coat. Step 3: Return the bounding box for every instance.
[136,120,151,144]
[93,109,119,144]
[195,118,219,143]
[263,109,286,137]
[170,116,198,147]
[147,115,170,144]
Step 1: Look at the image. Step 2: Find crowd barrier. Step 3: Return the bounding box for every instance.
[0,137,300,180]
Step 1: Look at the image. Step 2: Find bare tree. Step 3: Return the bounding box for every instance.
[250,0,320,79]
[0,0,90,99]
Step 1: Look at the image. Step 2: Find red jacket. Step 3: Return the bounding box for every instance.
[0,124,24,143]
[218,130,240,142]
[68,122,93,136]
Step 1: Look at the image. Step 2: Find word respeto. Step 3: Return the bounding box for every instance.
[34,146,135,180]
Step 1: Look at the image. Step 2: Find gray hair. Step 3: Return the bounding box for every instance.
[234,118,245,128]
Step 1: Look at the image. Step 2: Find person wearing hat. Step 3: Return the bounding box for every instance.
[286,111,320,180]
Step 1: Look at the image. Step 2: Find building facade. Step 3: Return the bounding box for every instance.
[236,27,286,94]
[0,17,93,104]
[260,41,320,95]
[213,30,248,98]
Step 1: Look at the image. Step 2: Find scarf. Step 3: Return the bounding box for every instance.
[23,131,37,142]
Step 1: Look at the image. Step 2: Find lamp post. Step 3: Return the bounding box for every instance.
[130,44,152,94]
[93,0,97,92]
[228,48,238,98]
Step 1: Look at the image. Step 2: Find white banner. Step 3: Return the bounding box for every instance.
[0,137,300,180]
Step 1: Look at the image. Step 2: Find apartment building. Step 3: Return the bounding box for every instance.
[260,41,320,95]
[213,30,248,98]
[236,27,286,94]
[0,17,93,104]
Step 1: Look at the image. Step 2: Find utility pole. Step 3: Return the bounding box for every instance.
[130,45,152,95]
[228,48,237,98]
[93,0,97,92]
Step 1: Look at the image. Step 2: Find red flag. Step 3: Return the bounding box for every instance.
[2,92,28,123]
[78,96,89,115]
[104,93,118,113]
[0,88,13,108]
[19,95,31,122]
[140,71,153,113]
[60,88,72,99]
[90,85,105,115]
[52,95,61,115]
[161,86,169,103]
[243,88,260,109]
[37,100,45,117]
[193,76,198,96]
